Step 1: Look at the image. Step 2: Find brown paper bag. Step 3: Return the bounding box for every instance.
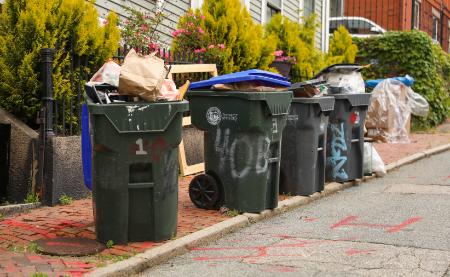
[118,49,168,102]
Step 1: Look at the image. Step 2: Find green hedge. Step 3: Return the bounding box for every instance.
[355,30,449,129]
[0,0,120,127]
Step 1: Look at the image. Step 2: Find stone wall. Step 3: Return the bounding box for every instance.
[0,108,38,203]
[45,136,91,206]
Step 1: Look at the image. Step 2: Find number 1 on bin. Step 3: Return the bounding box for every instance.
[135,138,148,155]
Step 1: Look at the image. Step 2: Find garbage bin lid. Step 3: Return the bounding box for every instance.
[313,63,363,79]
[189,69,291,90]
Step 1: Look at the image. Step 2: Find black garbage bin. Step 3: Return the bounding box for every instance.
[280,96,335,196]
[325,93,371,182]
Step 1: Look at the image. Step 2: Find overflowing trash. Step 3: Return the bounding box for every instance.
[86,49,185,103]
[289,79,328,97]
[314,64,366,94]
[89,60,121,87]
[365,78,429,143]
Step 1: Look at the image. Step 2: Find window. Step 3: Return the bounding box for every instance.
[432,15,439,41]
[304,0,315,17]
[266,0,281,22]
[431,7,441,42]
[413,0,420,29]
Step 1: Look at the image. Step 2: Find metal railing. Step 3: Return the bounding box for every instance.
[46,47,216,136]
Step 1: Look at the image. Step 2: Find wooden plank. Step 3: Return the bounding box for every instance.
[168,64,218,176]
[168,64,218,76]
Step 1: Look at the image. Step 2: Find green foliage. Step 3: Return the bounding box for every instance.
[59,194,73,205]
[31,274,49,277]
[171,9,226,62]
[355,30,449,129]
[106,240,114,248]
[172,9,207,52]
[265,14,324,80]
[327,25,358,64]
[27,242,42,253]
[200,0,276,73]
[0,0,120,126]
[24,192,39,204]
[0,213,3,221]
[265,14,358,81]
[225,209,240,217]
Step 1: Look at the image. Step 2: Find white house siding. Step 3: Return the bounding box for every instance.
[93,0,190,47]
[250,1,263,22]
[93,0,327,50]
[313,0,323,50]
[282,0,300,22]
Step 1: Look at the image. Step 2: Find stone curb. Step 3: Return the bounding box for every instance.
[385,143,450,172]
[0,203,41,217]
[86,216,249,277]
[87,143,450,277]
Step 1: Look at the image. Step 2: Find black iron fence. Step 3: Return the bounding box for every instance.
[48,47,216,136]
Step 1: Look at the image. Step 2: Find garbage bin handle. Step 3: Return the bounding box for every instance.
[128,182,154,189]
[99,113,178,134]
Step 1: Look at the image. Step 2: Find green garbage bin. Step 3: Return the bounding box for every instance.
[88,100,188,244]
[186,90,292,213]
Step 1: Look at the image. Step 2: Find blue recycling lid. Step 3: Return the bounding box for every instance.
[81,104,92,191]
[189,69,291,89]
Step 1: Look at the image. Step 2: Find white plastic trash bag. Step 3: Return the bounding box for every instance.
[363,142,386,177]
[89,60,121,87]
[409,91,429,117]
[324,71,365,94]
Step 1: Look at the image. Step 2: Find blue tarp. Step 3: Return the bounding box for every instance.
[365,75,415,88]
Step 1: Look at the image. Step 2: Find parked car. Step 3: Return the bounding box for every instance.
[329,17,386,38]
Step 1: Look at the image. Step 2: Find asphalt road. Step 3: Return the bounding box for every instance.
[139,150,450,277]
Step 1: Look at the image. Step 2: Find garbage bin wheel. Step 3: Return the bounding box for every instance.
[189,174,221,210]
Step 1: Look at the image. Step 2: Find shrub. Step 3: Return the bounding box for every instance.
[121,5,165,52]
[0,0,120,126]
[171,9,226,63]
[327,25,358,64]
[355,30,449,129]
[199,0,277,73]
[265,14,358,81]
[265,14,325,80]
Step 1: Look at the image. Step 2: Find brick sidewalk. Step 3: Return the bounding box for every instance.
[0,131,449,276]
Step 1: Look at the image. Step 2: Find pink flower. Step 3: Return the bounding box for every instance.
[198,27,204,34]
[273,50,284,57]
[208,44,215,49]
[218,44,225,49]
[195,48,207,53]
[201,15,206,20]
[172,29,186,37]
